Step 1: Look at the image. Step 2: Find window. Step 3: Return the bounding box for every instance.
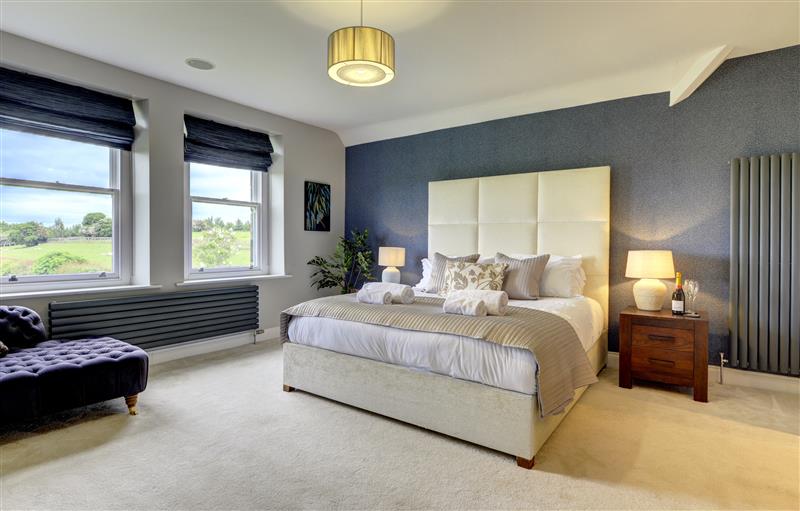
[0,128,131,286]
[185,162,267,276]
[182,114,273,279]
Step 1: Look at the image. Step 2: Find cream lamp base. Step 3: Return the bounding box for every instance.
[633,278,667,311]
[381,266,401,283]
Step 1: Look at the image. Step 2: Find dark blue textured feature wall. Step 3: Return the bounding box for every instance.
[345,46,800,358]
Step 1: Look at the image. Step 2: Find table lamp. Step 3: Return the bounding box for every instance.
[625,250,675,311]
[378,246,405,283]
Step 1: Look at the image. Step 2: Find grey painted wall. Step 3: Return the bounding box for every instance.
[346,45,800,359]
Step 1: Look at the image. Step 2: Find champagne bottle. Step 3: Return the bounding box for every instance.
[672,272,685,315]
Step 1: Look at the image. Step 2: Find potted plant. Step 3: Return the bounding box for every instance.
[307,229,375,294]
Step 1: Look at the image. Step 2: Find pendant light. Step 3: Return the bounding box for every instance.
[327,0,395,87]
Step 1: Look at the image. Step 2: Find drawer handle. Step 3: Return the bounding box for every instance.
[648,358,675,368]
[648,334,675,342]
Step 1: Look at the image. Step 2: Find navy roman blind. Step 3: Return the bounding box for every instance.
[0,67,136,149]
[184,115,274,172]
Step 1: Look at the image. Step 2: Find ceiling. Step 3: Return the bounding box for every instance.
[1,1,798,146]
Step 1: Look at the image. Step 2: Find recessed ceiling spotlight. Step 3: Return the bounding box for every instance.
[185,58,215,71]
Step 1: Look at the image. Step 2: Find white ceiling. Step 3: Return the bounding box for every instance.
[1,1,798,146]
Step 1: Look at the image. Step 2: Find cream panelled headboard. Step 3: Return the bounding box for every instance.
[428,166,610,328]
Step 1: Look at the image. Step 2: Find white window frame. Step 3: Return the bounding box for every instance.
[183,162,269,280]
[0,144,132,291]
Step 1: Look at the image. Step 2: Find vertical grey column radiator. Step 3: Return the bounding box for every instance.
[49,285,259,350]
[729,153,798,375]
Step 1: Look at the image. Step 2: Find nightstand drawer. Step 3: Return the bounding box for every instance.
[631,346,694,381]
[620,307,708,402]
[632,324,694,352]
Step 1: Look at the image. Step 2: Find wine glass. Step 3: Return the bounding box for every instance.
[684,279,699,314]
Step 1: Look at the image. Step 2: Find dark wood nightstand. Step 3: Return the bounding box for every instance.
[619,307,708,402]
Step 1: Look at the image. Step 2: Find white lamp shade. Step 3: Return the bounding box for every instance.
[378,246,405,267]
[625,250,675,279]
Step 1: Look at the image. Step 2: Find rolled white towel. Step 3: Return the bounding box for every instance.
[446,290,508,316]
[363,282,415,304]
[443,295,488,317]
[356,288,392,305]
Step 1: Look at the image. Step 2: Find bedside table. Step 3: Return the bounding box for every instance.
[619,307,708,402]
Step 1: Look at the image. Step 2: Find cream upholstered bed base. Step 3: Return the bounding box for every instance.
[283,332,607,465]
[283,165,610,467]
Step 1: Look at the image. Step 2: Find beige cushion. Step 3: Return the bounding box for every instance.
[441,261,509,296]
[495,253,550,299]
[426,252,479,293]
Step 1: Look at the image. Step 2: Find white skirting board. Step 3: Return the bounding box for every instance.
[606,352,799,395]
[147,327,280,365]
[256,327,281,343]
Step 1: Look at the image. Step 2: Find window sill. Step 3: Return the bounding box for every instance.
[0,284,162,300]
[175,274,292,287]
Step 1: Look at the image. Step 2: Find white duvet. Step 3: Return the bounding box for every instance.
[286,291,604,395]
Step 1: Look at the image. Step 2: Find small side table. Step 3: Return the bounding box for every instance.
[619,307,708,402]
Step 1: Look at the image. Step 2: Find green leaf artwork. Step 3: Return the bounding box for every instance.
[304,181,331,232]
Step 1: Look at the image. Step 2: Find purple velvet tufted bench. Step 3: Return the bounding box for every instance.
[0,306,149,424]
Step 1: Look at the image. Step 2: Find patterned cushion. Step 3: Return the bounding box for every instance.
[495,253,551,299]
[441,261,508,295]
[0,306,47,348]
[425,252,480,294]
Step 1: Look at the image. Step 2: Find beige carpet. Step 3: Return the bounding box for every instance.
[1,341,798,510]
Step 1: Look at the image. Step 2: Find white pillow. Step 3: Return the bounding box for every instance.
[412,258,432,291]
[540,255,586,298]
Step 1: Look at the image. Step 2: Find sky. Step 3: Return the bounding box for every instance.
[190,162,255,224]
[0,129,255,226]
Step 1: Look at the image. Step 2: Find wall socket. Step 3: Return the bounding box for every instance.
[256,329,265,335]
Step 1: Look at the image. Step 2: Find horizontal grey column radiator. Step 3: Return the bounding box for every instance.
[729,153,798,375]
[49,285,259,350]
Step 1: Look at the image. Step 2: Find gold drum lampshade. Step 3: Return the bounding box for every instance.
[328,26,395,87]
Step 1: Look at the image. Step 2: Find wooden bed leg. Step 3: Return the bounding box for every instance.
[283,384,295,392]
[124,394,139,415]
[516,456,535,469]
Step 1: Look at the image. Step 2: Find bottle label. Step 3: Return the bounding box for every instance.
[672,300,684,312]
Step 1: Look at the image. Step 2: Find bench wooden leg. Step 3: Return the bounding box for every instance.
[283,384,295,392]
[125,394,139,415]
[516,456,535,469]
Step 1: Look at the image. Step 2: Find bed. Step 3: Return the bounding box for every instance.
[282,166,610,468]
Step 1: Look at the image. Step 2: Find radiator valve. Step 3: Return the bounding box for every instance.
[719,352,729,384]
